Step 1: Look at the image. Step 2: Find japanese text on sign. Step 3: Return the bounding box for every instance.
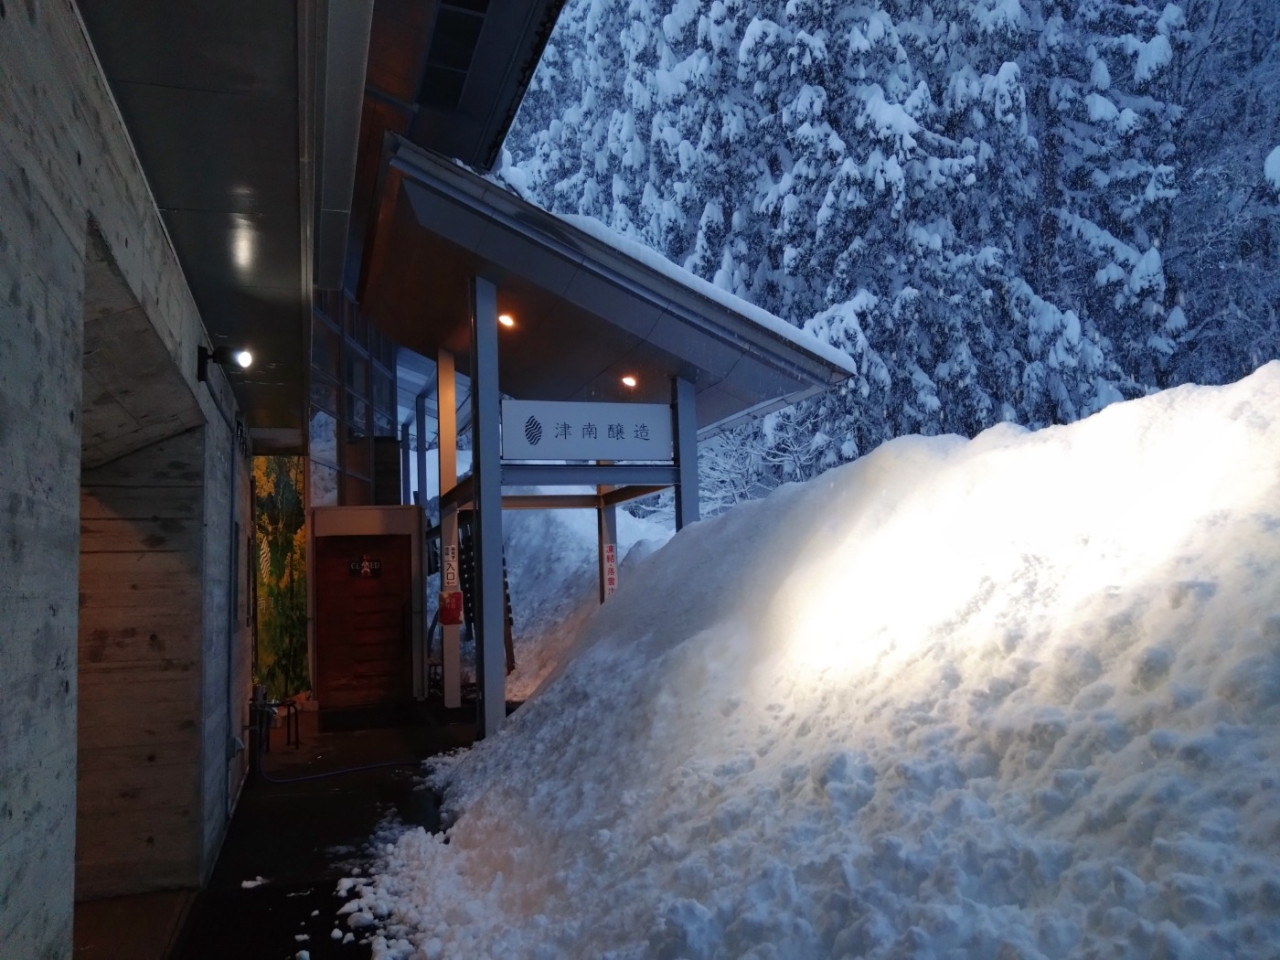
[442,544,459,591]
[603,543,618,599]
[500,399,674,461]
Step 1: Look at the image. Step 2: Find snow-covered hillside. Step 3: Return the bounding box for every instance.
[344,363,1280,959]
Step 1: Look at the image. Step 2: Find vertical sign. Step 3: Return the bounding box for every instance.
[603,543,618,599]
[442,544,459,591]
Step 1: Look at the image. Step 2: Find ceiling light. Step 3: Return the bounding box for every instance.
[230,216,256,273]
[498,313,515,328]
[621,375,637,388]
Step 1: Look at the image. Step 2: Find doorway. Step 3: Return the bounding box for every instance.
[313,534,413,710]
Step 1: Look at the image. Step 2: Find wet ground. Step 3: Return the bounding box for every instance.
[169,704,476,960]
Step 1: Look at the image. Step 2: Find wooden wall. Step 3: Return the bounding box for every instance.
[77,430,207,897]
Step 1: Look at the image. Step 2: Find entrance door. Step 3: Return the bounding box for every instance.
[314,534,412,709]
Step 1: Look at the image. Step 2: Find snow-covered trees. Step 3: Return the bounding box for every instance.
[503,0,1277,506]
[1039,0,1187,388]
[1163,0,1280,385]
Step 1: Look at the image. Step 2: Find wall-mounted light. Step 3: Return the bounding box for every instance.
[621,375,638,388]
[198,345,253,382]
[498,313,516,328]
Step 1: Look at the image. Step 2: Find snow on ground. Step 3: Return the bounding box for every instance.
[504,499,670,700]
[420,446,670,700]
[345,363,1280,959]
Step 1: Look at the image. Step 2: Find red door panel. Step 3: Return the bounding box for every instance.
[314,534,412,709]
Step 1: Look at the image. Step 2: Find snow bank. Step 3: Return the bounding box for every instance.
[347,364,1280,959]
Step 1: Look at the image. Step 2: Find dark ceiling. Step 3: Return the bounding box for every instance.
[79,0,564,455]
[79,0,309,452]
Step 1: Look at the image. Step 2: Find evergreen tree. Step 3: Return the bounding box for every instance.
[502,0,1276,507]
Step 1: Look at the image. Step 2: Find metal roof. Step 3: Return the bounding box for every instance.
[363,140,855,434]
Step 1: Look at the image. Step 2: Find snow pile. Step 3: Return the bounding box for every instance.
[504,501,669,700]
[346,364,1280,959]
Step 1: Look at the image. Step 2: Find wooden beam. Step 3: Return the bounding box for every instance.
[501,494,599,510]
[601,485,668,507]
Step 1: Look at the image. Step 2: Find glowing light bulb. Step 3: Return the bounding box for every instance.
[621,375,637,388]
[498,314,515,328]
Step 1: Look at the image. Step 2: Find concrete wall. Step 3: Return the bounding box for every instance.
[0,111,85,960]
[0,3,248,955]
[199,414,254,878]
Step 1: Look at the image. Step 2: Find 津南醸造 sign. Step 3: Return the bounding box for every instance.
[500,399,674,461]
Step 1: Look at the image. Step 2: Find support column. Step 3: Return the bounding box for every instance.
[598,486,618,603]
[470,276,506,737]
[414,393,428,507]
[673,376,699,531]
[399,423,411,505]
[436,350,462,709]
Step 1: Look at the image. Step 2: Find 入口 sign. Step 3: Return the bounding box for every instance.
[501,399,674,461]
[442,544,459,591]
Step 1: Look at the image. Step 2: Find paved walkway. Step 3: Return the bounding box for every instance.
[75,704,475,960]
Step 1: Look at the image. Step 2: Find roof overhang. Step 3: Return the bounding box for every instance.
[79,0,565,455]
[363,139,855,435]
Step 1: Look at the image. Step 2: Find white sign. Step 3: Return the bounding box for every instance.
[603,543,618,599]
[442,544,459,591]
[501,399,674,461]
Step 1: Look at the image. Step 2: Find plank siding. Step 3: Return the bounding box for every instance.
[76,430,206,898]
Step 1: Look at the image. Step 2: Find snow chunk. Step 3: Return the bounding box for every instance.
[862,85,920,140]
[1134,34,1173,83]
[972,0,1027,34]
[1090,57,1111,91]
[1265,146,1280,195]
[1086,93,1118,123]
[661,0,698,43]
[1129,246,1165,295]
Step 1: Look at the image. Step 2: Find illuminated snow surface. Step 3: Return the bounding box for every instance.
[343,363,1280,959]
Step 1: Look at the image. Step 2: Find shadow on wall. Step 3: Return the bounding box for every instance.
[253,457,308,700]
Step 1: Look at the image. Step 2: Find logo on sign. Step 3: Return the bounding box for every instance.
[349,555,382,578]
[524,416,543,446]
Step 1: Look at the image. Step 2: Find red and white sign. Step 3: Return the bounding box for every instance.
[603,543,618,599]
[439,590,464,626]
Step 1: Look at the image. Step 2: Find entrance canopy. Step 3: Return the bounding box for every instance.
[361,138,856,436]
[359,138,856,738]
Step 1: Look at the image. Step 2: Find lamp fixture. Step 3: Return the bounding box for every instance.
[198,345,253,382]
[498,313,515,328]
[621,375,637,388]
